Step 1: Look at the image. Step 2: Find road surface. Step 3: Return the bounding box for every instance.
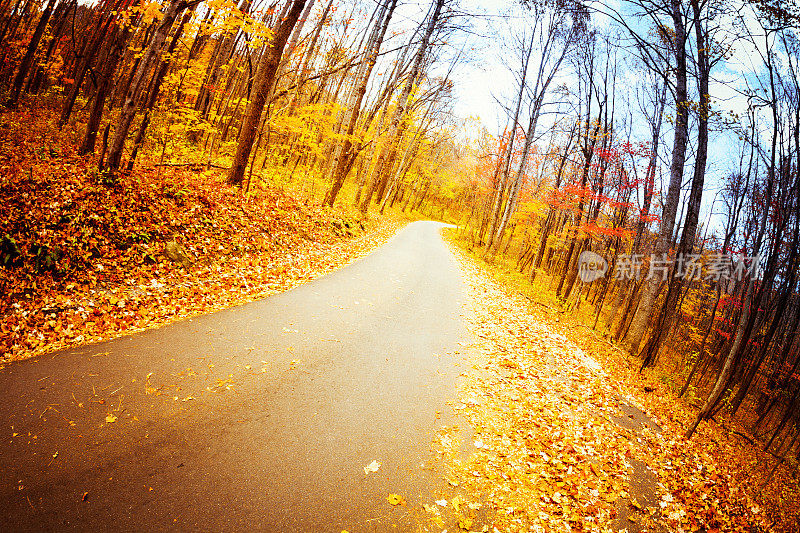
[0,221,470,532]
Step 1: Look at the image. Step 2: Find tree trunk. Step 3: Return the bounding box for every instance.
[125,5,195,169]
[359,0,445,213]
[227,0,306,186]
[6,0,56,107]
[686,279,754,438]
[79,22,130,155]
[638,0,709,369]
[626,0,690,353]
[105,0,194,173]
[58,0,120,128]
[325,0,397,206]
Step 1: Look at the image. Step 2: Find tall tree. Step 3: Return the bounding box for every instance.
[622,0,691,354]
[105,0,203,173]
[486,0,587,255]
[639,0,715,368]
[227,0,306,186]
[6,0,56,107]
[324,0,398,206]
[359,0,447,212]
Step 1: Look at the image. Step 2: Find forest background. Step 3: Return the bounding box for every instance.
[2,0,800,529]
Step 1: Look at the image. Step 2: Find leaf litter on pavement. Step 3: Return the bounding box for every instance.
[411,243,779,532]
[364,460,382,475]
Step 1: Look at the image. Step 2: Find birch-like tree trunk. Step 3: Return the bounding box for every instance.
[626,0,690,353]
[359,0,445,213]
[324,0,397,206]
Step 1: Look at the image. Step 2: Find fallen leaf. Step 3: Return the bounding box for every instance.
[451,494,463,512]
[363,460,381,475]
[422,503,439,514]
[387,493,405,506]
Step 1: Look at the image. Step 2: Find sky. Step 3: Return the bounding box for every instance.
[448,0,520,133]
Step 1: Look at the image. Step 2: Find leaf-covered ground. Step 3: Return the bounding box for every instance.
[0,107,405,366]
[4,106,798,531]
[415,238,794,532]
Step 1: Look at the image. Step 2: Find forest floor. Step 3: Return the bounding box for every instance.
[440,229,800,533]
[0,106,408,367]
[3,104,799,532]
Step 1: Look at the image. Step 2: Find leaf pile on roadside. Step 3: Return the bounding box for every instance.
[436,246,779,532]
[0,108,404,365]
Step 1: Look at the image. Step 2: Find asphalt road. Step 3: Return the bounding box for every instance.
[0,221,470,532]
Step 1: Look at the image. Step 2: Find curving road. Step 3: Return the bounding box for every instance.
[0,221,470,532]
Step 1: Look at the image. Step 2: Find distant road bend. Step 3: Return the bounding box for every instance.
[0,220,471,532]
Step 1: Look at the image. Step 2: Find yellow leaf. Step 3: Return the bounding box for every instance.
[458,516,473,530]
[387,493,405,506]
[105,414,117,423]
[451,494,462,512]
[140,1,163,24]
